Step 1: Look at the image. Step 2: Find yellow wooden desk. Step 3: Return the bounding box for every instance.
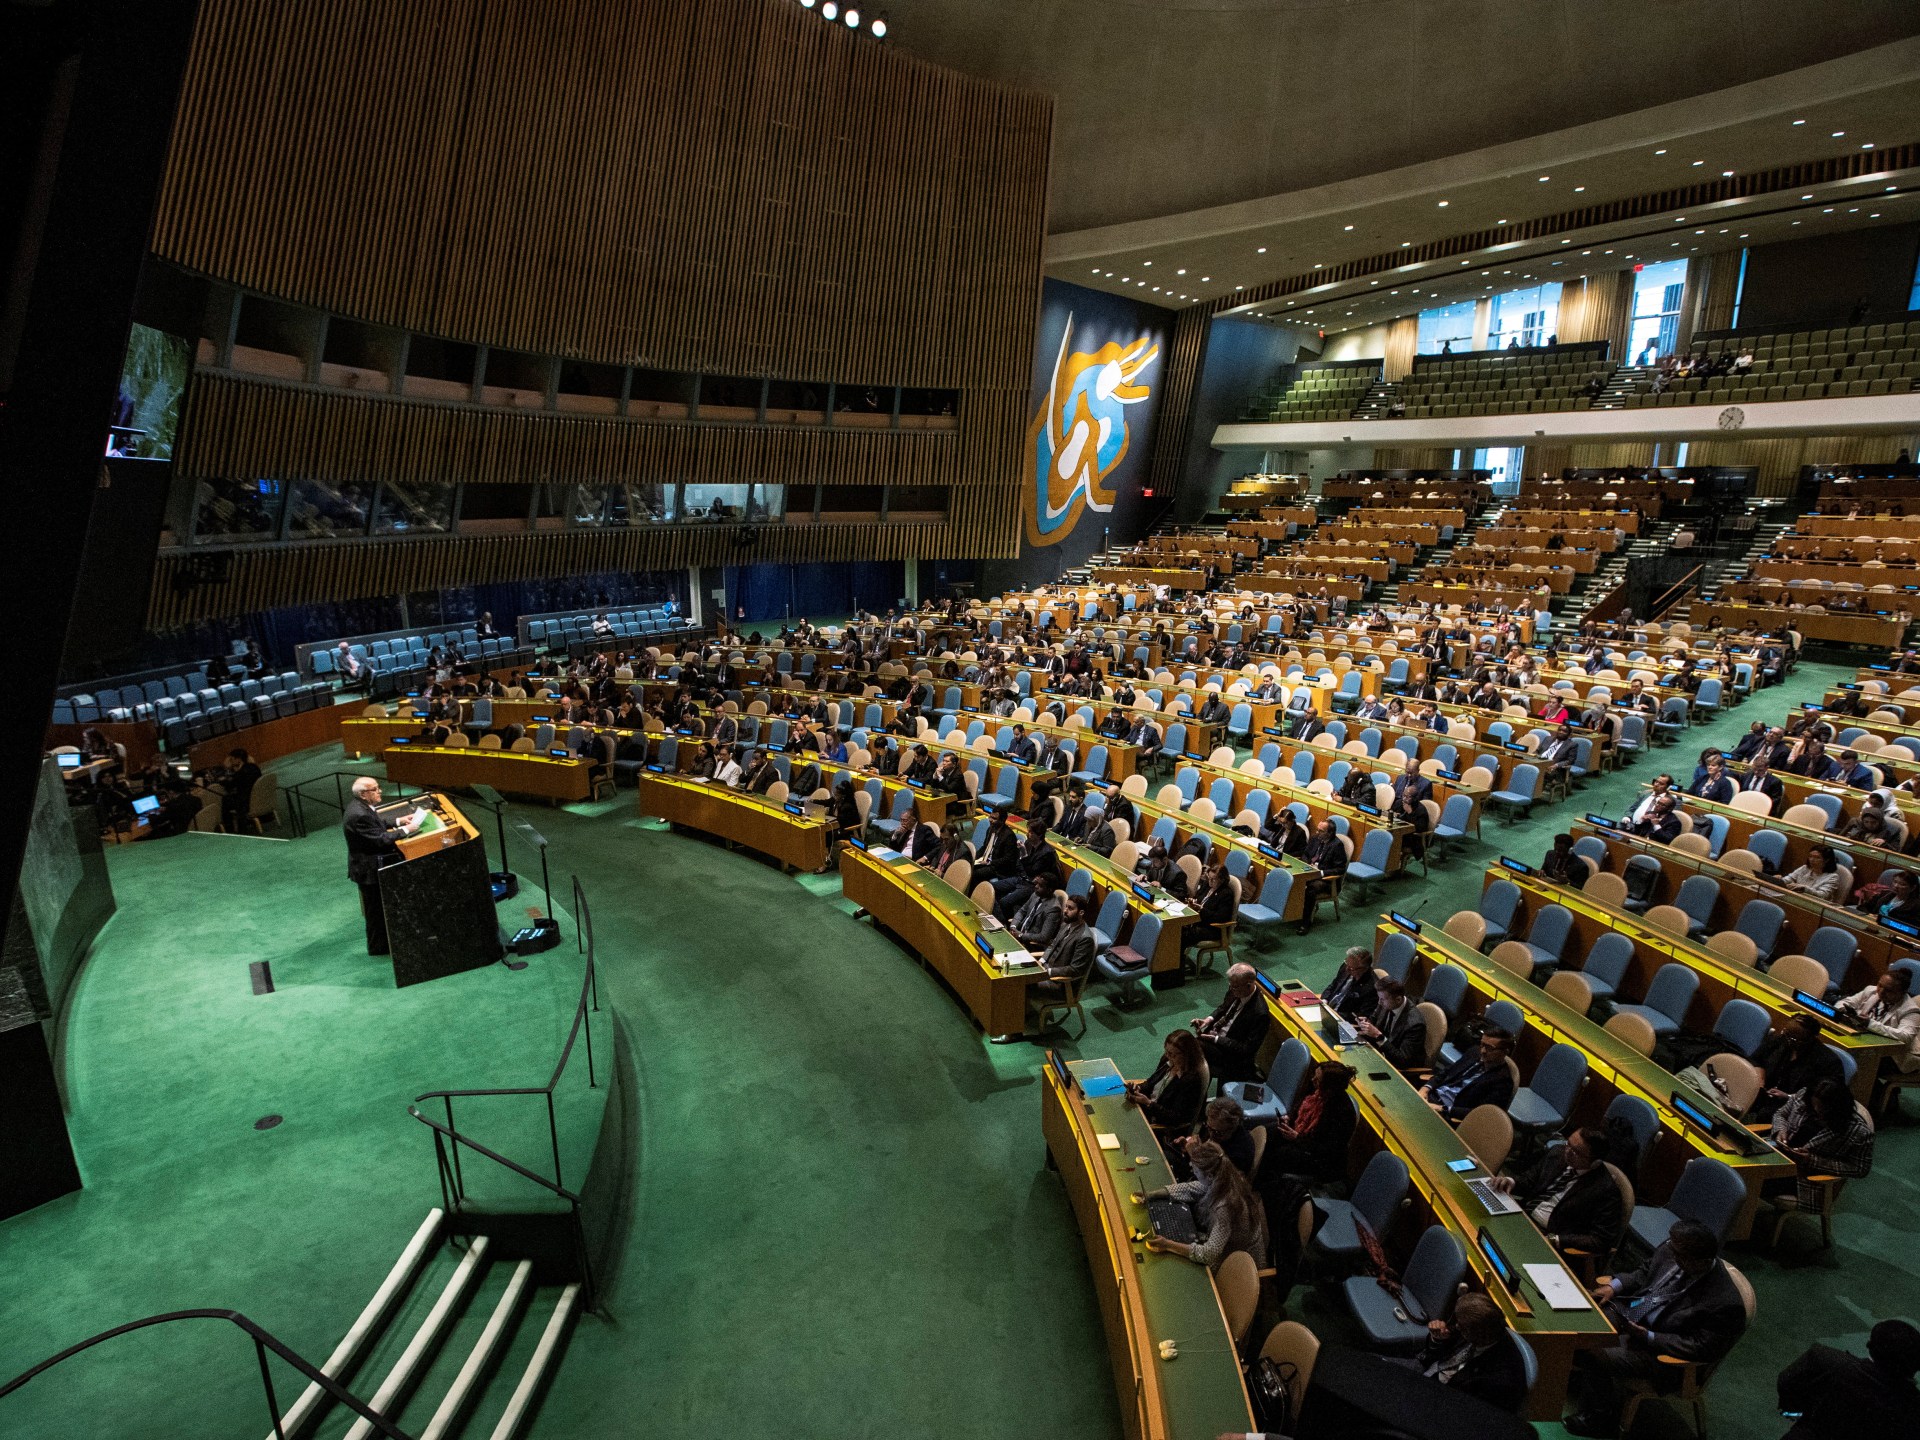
[1042,1055,1257,1440]
[1388,919,1794,1239]
[381,742,593,804]
[1239,573,1367,600]
[1254,972,1614,1416]
[1051,836,1202,971]
[1693,600,1906,647]
[637,771,830,872]
[1090,566,1210,592]
[1482,865,1902,1105]
[840,843,1040,1036]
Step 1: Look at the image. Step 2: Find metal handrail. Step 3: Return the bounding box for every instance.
[0,1309,415,1440]
[283,769,424,839]
[412,878,599,1190]
[1648,564,1705,619]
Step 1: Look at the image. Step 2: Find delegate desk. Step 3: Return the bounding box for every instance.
[1506,509,1640,536]
[1052,836,1203,973]
[1432,564,1577,595]
[1239,573,1367,601]
[1570,822,1900,994]
[1391,920,1794,1238]
[1751,558,1920,587]
[1401,581,1553,610]
[1798,707,1920,755]
[1455,545,1601,575]
[1090,567,1211,592]
[1042,1056,1256,1440]
[1291,539,1422,565]
[1483,865,1901,1105]
[1693,600,1906,647]
[382,742,594,804]
[1265,554,1392,582]
[371,792,501,987]
[1653,788,1906,894]
[1163,755,1414,877]
[840,843,1042,1035]
[1254,975,1613,1416]
[637,770,830,872]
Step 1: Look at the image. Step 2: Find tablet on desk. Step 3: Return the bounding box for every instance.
[132,794,161,818]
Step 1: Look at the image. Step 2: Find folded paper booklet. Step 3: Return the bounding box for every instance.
[1523,1263,1592,1311]
[1095,1133,1122,1151]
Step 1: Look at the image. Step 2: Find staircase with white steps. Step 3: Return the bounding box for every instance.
[275,1210,583,1440]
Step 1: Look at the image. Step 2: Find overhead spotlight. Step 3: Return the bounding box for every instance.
[800,0,816,7]
[1792,119,1805,125]
[1436,200,1449,207]
[870,14,887,36]
[1721,170,1734,177]
[1654,148,1667,155]
[1862,142,1875,150]
[1537,175,1550,182]
[844,6,860,25]
[821,1,837,16]
[1831,130,1845,137]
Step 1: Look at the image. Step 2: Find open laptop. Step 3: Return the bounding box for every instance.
[1146,1197,1199,1244]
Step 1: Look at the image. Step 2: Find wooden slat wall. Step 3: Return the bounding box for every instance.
[1144,305,1212,496]
[148,520,954,627]
[1382,317,1419,383]
[154,0,1051,389]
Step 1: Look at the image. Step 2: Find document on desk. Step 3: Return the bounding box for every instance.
[1095,1132,1122,1151]
[1080,1074,1127,1098]
[1000,948,1037,969]
[1523,1263,1592,1311]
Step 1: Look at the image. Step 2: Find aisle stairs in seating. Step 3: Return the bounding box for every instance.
[275,1210,582,1440]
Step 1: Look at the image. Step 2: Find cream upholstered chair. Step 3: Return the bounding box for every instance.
[1218,1251,1262,1344]
[1643,904,1691,936]
[1702,1052,1761,1117]
[1545,969,1595,1013]
[1605,1011,1658,1057]
[1457,1104,1514,1171]
[1670,832,1711,857]
[1444,911,1487,948]
[1718,848,1763,874]
[944,858,973,895]
[1729,790,1774,816]
[1767,954,1830,995]
[1704,930,1758,968]
[1489,941,1537,978]
[1584,872,1629,908]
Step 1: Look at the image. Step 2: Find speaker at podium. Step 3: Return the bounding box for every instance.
[373,792,502,986]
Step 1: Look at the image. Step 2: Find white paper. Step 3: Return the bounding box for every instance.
[1095,1132,1122,1151]
[1523,1263,1592,1311]
[1002,948,1037,969]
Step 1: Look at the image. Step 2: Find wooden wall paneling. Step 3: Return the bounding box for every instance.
[1143,305,1209,499]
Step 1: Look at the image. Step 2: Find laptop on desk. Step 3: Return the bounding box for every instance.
[1147,1197,1198,1245]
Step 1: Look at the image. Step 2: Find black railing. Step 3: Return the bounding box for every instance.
[0,1310,415,1439]
[283,769,427,839]
[1649,565,1705,620]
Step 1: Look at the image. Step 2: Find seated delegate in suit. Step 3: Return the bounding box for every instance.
[1390,756,1434,856]
[1189,963,1267,1085]
[990,817,1061,920]
[1167,1095,1255,1181]
[1078,806,1118,857]
[922,821,971,878]
[1733,752,1786,815]
[1417,1027,1517,1122]
[1006,871,1064,952]
[1776,1318,1920,1440]
[1352,976,1429,1072]
[1778,844,1844,904]
[1621,773,1676,829]
[1752,1016,1846,1123]
[1123,1029,1208,1141]
[1836,967,1920,1073]
[889,810,938,863]
[1540,832,1589,890]
[1100,782,1136,835]
[1259,806,1307,858]
[218,748,262,834]
[1401,1291,1530,1414]
[1256,1061,1358,1186]
[1629,792,1684,845]
[1185,857,1239,956]
[1138,1139,1268,1272]
[1487,1126,1625,1260]
[1766,1078,1876,1207]
[1321,945,1379,1023]
[1024,892,1095,1025]
[1295,817,1349,934]
[1686,756,1734,805]
[1569,1220,1749,1438]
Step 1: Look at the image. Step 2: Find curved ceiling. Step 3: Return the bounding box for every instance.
[881,0,1920,234]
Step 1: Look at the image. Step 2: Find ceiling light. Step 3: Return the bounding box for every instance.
[1871,213,1881,218]
[1574,185,1586,192]
[1537,175,1550,182]
[1792,119,1805,126]
[1313,263,1322,269]
[1497,219,1508,225]
[1200,276,1210,282]
[869,15,887,36]
[1691,160,1705,166]
[1437,200,1449,207]
[1832,131,1845,137]
[821,1,837,16]
[1862,143,1875,150]
[1802,194,1813,199]
[1654,148,1667,155]
[1721,170,1734,177]
[1343,224,1354,231]
[844,6,860,25]
[1142,260,1152,266]
[1824,207,1835,213]
[1400,242,1411,248]
[800,0,815,7]
[1176,268,1186,275]
[1120,276,1129,282]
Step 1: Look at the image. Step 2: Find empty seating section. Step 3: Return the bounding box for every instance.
[1395,348,1613,418]
[1622,318,1920,407]
[308,626,543,697]
[1242,364,1379,422]
[521,605,694,655]
[54,667,336,749]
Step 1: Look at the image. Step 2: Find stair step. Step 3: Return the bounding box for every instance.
[487,1284,583,1440]
[341,1237,493,1440]
[418,1260,535,1440]
[271,1210,446,1440]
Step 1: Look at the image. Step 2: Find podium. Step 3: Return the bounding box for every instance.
[375,793,501,987]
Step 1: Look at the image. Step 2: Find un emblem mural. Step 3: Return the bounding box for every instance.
[1024,317,1160,548]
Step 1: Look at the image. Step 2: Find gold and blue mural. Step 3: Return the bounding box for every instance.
[1024,316,1160,547]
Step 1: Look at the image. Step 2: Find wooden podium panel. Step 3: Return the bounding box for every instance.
[373,793,500,987]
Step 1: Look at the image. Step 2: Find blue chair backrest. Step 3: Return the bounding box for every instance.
[1405,1228,1470,1318]
[1224,849,1251,880]
[1286,801,1310,825]
[1674,874,1719,928]
[1506,764,1539,799]
[1485,999,1525,1037]
[1393,736,1419,761]
[1603,1093,1660,1173]
[1387,658,1409,683]
[1357,828,1392,870]
[1529,1042,1588,1113]
[1574,936,1635,990]
[1231,703,1252,732]
[1712,997,1771,1057]
[1438,793,1473,832]
[1176,769,1201,803]
[1258,742,1281,771]
[1066,868,1093,899]
[1756,828,1795,876]
[1643,963,1699,1025]
[1164,723,1187,754]
[1255,868,1293,911]
[1128,913,1163,957]
[1375,931,1415,984]
[1265,1038,1312,1109]
[965,719,985,744]
[1509,1333,1540,1413]
[1803,792,1842,827]
[889,789,914,821]
[1701,813,1730,858]
[1804,927,1857,992]
[1527,904,1572,960]
[1245,790,1271,823]
[1488,721,1513,745]
[1149,815,1177,849]
[1480,879,1520,929]
[1093,889,1128,941]
[1328,760,1351,791]
[1208,778,1235,813]
[1353,1151,1411,1234]
[1669,1156,1746,1240]
[1357,727,1382,757]
[1734,899,1785,958]
[1571,835,1607,867]
[1422,964,1468,1017]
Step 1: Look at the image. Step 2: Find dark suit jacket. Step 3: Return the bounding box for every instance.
[1416,1330,1530,1413]
[1735,771,1785,811]
[342,798,403,884]
[1608,1249,1748,1364]
[979,825,1020,879]
[1688,773,1734,804]
[1137,1060,1206,1132]
[1304,832,1348,878]
[1513,1152,1624,1255]
[1322,966,1379,1021]
[1391,774,1434,828]
[1779,1344,1919,1440]
[1425,1052,1516,1120]
[1202,990,1268,1066]
[895,821,938,860]
[1039,920,1096,981]
[1371,1000,1430,1071]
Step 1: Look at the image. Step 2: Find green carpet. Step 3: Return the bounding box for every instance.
[2,659,1914,1440]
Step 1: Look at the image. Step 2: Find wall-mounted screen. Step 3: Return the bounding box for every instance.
[106,323,190,460]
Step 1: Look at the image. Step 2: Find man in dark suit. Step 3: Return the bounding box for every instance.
[1417,1027,1517,1121]
[1190,963,1268,1083]
[1489,1126,1624,1258]
[1126,715,1163,768]
[343,777,421,956]
[1293,711,1328,744]
[1389,755,1434,856]
[1777,1318,1920,1440]
[1538,723,1581,788]
[1101,782,1136,836]
[1569,1220,1749,1437]
[1406,676,1440,702]
[1322,945,1379,1023]
[1025,892,1095,1028]
[1004,724,1038,765]
[1296,817,1348,933]
[1055,781,1091,840]
[1409,1292,1530,1412]
[1734,751,1786,815]
[889,809,938,862]
[1354,976,1429,1071]
[218,747,263,834]
[1729,721,1771,763]
[1630,792,1684,845]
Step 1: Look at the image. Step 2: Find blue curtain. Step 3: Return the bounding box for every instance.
[725,561,904,623]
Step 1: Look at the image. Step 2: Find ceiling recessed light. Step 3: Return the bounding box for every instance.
[1654,148,1667,155]
[1721,170,1734,177]
[1792,119,1806,126]
[1574,185,1586,192]
[1200,276,1210,282]
[1436,200,1449,208]
[1255,247,1266,254]
[1862,143,1875,150]
[1832,131,1845,137]
[1497,219,1508,225]
[1824,208,1834,213]
[1691,160,1705,166]
[1343,224,1354,231]
[1537,175,1550,182]
[1313,263,1322,269]
[1802,194,1814,199]
[1121,276,1129,282]
[1871,213,1881,218]
[1400,242,1411,248]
